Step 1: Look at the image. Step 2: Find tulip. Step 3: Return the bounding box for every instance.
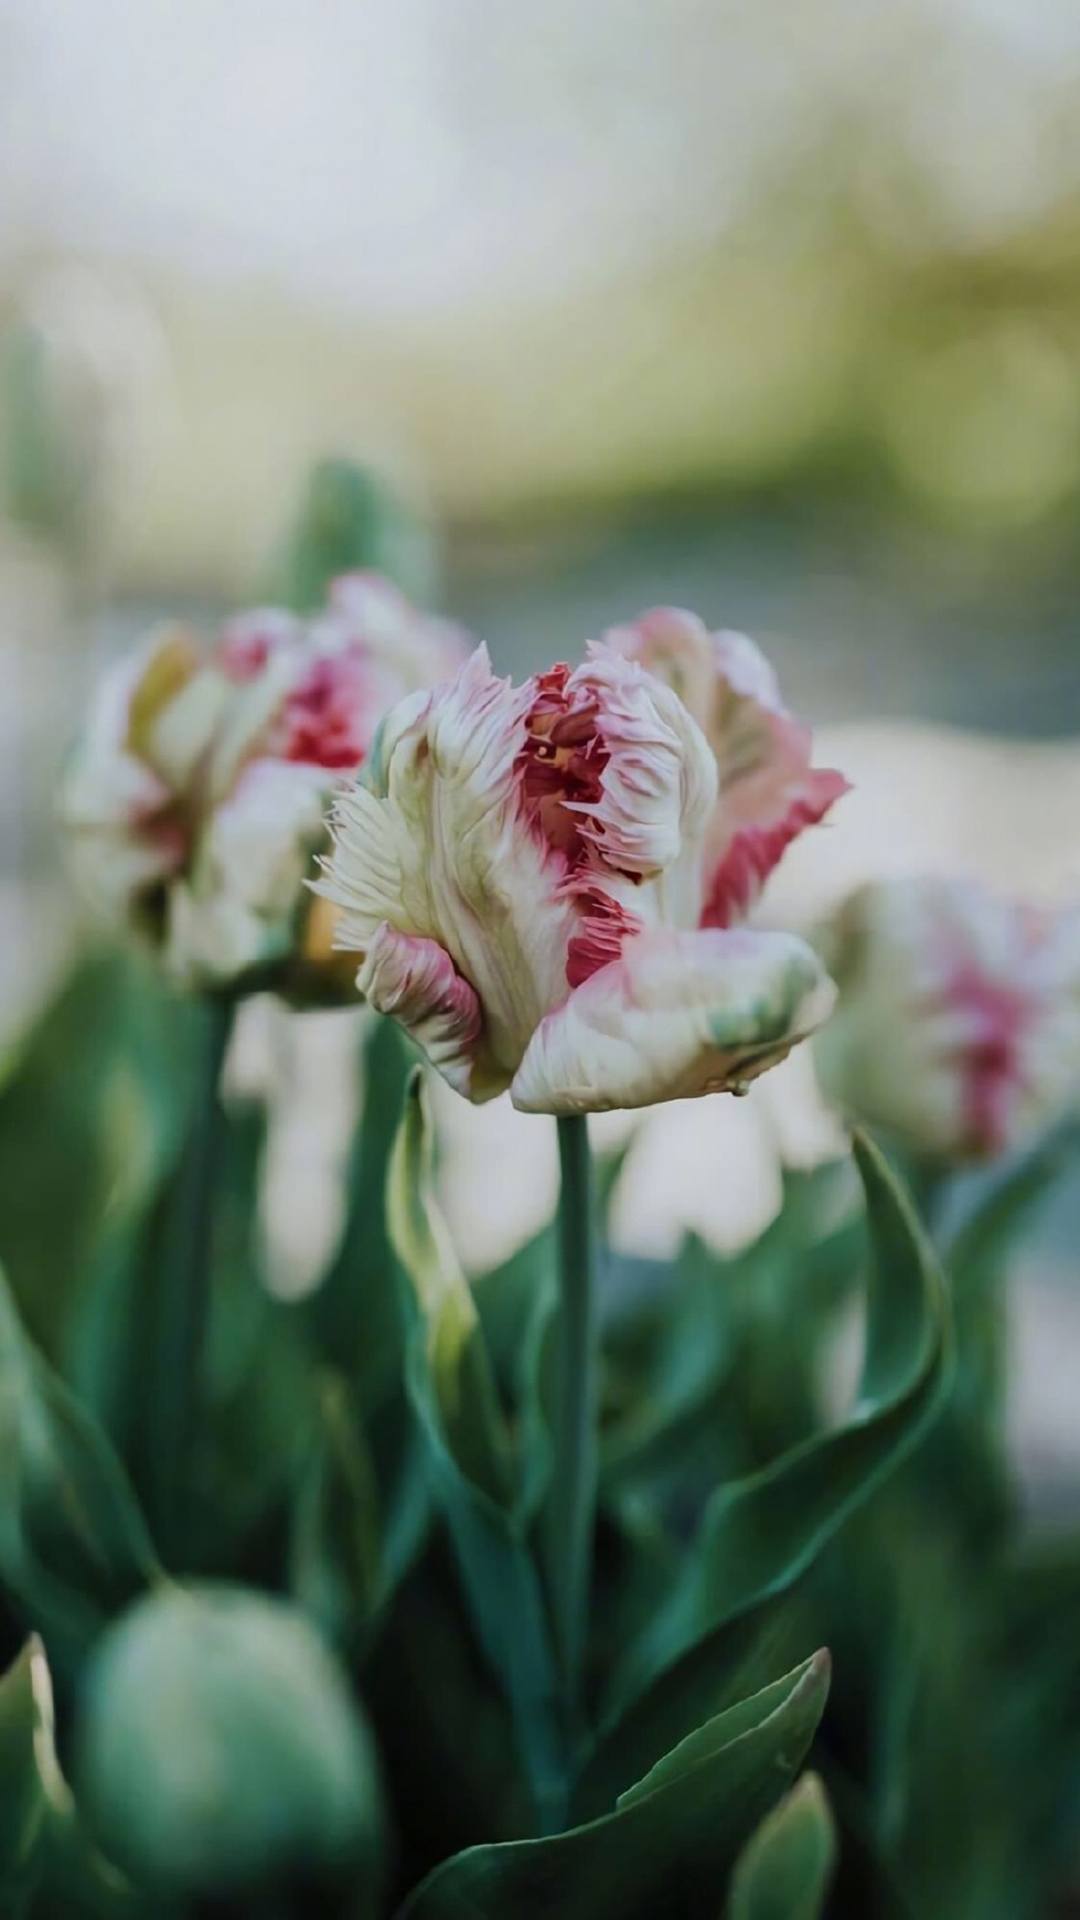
[319,617,845,1115]
[75,1585,383,1894]
[813,875,1080,1162]
[60,573,469,995]
[603,606,850,927]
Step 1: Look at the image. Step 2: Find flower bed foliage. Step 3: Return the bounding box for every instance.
[1,478,1078,1916]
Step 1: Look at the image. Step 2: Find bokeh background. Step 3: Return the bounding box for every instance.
[1,0,1078,1506]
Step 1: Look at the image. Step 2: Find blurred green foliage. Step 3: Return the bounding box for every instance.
[0,939,1075,1916]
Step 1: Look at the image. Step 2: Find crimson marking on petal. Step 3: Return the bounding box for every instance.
[277,650,373,770]
[515,664,611,860]
[566,884,643,988]
[941,955,1035,1158]
[515,663,649,985]
[701,775,848,928]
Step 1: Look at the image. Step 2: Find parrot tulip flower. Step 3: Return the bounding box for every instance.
[813,875,1080,1162]
[603,607,850,927]
[318,620,845,1114]
[60,573,469,994]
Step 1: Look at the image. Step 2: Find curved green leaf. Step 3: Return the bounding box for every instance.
[399,1651,830,1920]
[388,1072,563,1822]
[290,1373,381,1645]
[0,1637,135,1916]
[306,1014,413,1407]
[0,1638,55,1898]
[0,951,198,1365]
[586,1133,949,1802]
[728,1773,836,1920]
[0,1266,158,1663]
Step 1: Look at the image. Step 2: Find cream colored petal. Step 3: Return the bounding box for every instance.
[166,759,331,987]
[318,647,577,1087]
[511,926,836,1115]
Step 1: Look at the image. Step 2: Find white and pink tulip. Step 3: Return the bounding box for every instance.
[813,875,1080,1161]
[318,616,846,1114]
[60,574,469,993]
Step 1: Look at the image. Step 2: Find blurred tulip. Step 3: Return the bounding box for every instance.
[59,572,469,995]
[74,1584,382,1895]
[319,616,844,1113]
[813,875,1080,1162]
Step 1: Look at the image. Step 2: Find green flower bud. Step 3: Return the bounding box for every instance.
[74,1583,382,1896]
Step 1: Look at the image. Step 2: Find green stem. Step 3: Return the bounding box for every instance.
[152,993,235,1567]
[546,1114,599,1736]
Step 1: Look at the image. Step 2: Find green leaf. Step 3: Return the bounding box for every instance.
[307,1015,413,1409]
[0,1636,136,1918]
[587,1133,949,1801]
[473,1229,558,1524]
[0,1638,54,1899]
[728,1773,836,1920]
[0,1265,158,1664]
[0,951,197,1365]
[388,1072,511,1502]
[388,1072,563,1823]
[67,1079,312,1574]
[399,1651,830,1920]
[602,1158,862,1505]
[939,1116,1080,1481]
[291,1373,382,1646]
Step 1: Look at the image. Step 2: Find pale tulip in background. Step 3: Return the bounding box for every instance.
[813,874,1080,1162]
[59,573,468,993]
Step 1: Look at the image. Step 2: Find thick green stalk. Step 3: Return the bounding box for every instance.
[546,1113,599,1733]
[151,993,235,1565]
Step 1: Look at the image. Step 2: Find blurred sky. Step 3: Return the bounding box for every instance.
[5,0,1080,577]
[5,0,1080,317]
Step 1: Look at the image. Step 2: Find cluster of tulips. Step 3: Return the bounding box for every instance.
[61,575,1080,1150]
[0,561,1076,1917]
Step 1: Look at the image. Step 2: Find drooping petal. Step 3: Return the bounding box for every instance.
[510,926,836,1114]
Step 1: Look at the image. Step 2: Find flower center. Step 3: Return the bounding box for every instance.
[517,664,642,988]
[516,665,609,862]
[279,653,371,770]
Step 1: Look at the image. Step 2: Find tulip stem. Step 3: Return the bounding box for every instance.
[548,1113,599,1739]
[152,992,235,1567]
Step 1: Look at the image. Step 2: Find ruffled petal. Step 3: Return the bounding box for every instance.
[566,644,716,881]
[697,628,848,924]
[510,926,836,1114]
[317,646,577,1088]
[603,609,848,925]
